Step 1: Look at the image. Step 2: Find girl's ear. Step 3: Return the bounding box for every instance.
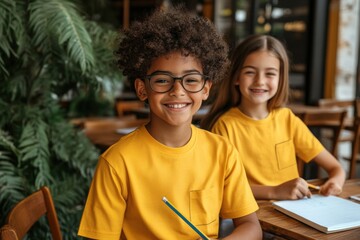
[202,80,213,101]
[134,78,148,101]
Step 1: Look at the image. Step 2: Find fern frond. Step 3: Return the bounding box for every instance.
[0,57,9,78]
[85,21,121,80]
[51,174,87,209]
[0,0,16,57]
[0,140,27,224]
[50,121,99,178]
[45,169,93,239]
[0,129,20,157]
[0,160,27,218]
[29,0,94,73]
[18,116,53,188]
[0,0,25,78]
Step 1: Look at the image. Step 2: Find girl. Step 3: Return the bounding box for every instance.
[201,34,345,200]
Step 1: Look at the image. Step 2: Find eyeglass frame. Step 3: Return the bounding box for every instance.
[143,71,210,93]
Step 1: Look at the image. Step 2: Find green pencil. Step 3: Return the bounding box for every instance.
[162,197,210,240]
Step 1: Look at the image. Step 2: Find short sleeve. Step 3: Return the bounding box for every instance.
[78,156,127,239]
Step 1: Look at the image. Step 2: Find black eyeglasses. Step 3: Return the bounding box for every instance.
[144,72,209,93]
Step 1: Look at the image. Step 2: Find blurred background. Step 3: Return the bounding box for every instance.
[111,0,359,106]
[0,0,359,239]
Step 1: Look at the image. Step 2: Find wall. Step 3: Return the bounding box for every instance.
[336,0,360,176]
[335,0,360,99]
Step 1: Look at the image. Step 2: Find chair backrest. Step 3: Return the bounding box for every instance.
[318,98,354,108]
[297,108,347,178]
[318,98,354,117]
[1,186,62,240]
[300,108,347,156]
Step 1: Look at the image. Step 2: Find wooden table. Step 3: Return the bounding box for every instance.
[288,104,354,128]
[257,179,360,240]
[72,117,148,151]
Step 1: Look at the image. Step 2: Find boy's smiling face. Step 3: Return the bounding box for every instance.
[135,51,212,127]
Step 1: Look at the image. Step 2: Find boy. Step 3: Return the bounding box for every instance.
[78,6,262,240]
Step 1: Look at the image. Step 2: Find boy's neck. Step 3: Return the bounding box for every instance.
[145,121,192,148]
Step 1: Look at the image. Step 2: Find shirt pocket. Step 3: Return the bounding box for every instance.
[189,188,217,226]
[275,139,296,170]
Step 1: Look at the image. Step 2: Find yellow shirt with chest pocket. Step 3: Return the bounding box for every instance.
[212,107,324,186]
[78,124,258,239]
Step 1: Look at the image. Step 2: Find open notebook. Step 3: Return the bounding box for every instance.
[272,194,360,233]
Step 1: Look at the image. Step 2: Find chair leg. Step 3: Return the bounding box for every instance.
[349,127,360,179]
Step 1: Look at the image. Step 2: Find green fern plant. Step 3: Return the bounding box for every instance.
[0,0,122,238]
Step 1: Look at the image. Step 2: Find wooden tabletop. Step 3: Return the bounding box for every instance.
[288,104,354,128]
[72,106,209,151]
[257,179,360,240]
[73,116,148,151]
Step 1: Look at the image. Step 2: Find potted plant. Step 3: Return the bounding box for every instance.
[0,0,122,238]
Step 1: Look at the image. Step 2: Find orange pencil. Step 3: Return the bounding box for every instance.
[308,183,320,190]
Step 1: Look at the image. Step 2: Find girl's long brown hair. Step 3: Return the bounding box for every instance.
[201,34,290,130]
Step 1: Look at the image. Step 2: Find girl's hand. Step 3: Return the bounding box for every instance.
[312,150,346,196]
[274,178,311,200]
[319,180,342,196]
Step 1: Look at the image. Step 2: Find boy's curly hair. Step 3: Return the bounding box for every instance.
[115,6,229,85]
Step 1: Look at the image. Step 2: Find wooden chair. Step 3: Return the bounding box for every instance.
[0,225,17,240]
[297,108,347,177]
[319,98,360,178]
[0,186,62,240]
[318,98,354,143]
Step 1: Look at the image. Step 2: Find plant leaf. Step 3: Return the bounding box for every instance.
[29,0,94,73]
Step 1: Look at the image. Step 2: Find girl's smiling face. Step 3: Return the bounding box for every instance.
[237,50,280,109]
[135,51,212,127]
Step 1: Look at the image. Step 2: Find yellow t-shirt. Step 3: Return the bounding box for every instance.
[212,107,324,186]
[78,124,258,239]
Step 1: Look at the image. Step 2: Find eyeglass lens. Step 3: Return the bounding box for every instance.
[147,73,206,93]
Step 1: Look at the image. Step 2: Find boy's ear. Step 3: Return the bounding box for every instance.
[134,78,148,101]
[202,80,213,101]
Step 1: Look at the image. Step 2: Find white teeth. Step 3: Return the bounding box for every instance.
[167,104,187,109]
[251,89,266,93]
